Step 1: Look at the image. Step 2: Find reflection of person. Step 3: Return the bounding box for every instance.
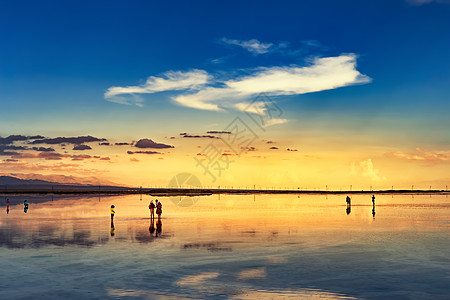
[24,200,29,213]
[149,216,155,235]
[110,205,115,221]
[149,200,155,219]
[372,206,376,218]
[156,219,162,237]
[156,200,162,220]
[346,206,351,215]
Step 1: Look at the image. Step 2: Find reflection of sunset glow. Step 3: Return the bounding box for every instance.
[1,194,449,299]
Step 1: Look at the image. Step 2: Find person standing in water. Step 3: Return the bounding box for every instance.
[24,200,29,213]
[6,198,10,214]
[156,200,162,220]
[372,195,376,206]
[149,200,155,220]
[345,196,351,215]
[110,205,115,221]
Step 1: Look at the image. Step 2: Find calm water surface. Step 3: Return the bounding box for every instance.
[0,193,449,299]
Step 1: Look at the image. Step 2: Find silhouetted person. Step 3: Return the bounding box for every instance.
[149,216,155,235]
[110,205,115,221]
[156,200,162,221]
[149,200,155,220]
[24,200,29,213]
[6,198,9,214]
[110,219,115,236]
[346,196,351,215]
[156,219,162,237]
[372,206,376,218]
[372,195,376,206]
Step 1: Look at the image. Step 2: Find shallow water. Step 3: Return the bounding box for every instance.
[0,193,449,299]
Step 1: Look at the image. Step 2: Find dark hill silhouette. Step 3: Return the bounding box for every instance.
[0,176,55,185]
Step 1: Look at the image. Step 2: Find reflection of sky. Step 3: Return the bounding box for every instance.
[0,194,449,299]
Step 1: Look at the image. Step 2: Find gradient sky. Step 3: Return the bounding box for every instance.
[1,0,449,189]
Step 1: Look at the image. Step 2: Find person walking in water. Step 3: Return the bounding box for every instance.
[156,200,162,220]
[110,205,115,221]
[149,200,155,219]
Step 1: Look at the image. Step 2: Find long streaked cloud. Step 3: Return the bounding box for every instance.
[220,38,273,54]
[30,136,106,145]
[105,54,370,112]
[386,148,450,163]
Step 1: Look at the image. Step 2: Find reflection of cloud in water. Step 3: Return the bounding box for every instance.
[266,256,288,264]
[176,272,219,286]
[231,288,358,299]
[175,271,355,299]
[106,287,198,300]
[237,267,266,280]
[0,218,111,248]
[0,225,107,248]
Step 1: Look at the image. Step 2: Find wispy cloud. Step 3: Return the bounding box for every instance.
[105,70,210,102]
[406,0,450,5]
[220,38,273,55]
[386,148,450,164]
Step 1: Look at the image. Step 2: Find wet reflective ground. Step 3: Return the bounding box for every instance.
[0,194,449,299]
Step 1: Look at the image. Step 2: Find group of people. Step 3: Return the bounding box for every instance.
[109,199,163,221]
[109,199,163,237]
[345,195,376,217]
[4,198,29,214]
[148,199,163,220]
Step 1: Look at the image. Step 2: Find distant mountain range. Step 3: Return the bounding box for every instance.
[0,173,120,186]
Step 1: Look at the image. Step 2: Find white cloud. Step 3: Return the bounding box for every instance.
[105,54,371,111]
[172,54,370,111]
[221,38,273,54]
[350,159,386,181]
[264,118,288,127]
[105,69,210,98]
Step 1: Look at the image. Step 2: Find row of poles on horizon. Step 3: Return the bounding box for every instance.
[134,185,449,191]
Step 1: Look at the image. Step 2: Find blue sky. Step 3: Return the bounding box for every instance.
[1,1,449,121]
[0,0,449,187]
